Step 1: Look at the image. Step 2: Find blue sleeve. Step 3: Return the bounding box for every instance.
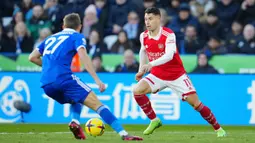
[74,34,86,51]
[36,40,45,55]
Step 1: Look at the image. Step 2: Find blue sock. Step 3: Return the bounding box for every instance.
[70,103,82,124]
[96,105,127,135]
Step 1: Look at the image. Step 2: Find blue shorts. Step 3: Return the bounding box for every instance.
[42,76,91,104]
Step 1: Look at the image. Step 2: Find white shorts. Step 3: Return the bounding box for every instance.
[141,73,196,101]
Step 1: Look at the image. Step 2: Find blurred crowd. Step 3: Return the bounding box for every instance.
[0,0,255,73]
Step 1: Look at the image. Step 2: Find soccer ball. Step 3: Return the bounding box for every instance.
[85,118,105,137]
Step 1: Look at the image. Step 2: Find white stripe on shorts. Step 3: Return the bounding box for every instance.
[72,75,91,92]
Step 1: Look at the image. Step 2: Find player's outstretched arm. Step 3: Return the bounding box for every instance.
[29,49,42,67]
[138,46,147,72]
[136,33,147,81]
[135,47,147,81]
[77,48,105,92]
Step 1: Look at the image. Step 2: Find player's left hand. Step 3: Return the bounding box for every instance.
[141,63,153,73]
[95,80,106,93]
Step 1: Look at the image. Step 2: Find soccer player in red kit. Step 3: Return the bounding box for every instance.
[133,7,226,137]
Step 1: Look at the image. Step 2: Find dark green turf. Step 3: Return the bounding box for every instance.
[0,124,255,143]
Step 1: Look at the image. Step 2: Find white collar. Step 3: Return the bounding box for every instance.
[63,28,76,32]
[148,27,162,40]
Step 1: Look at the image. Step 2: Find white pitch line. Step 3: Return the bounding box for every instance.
[0,131,254,135]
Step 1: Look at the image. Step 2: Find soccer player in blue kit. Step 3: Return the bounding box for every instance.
[29,13,143,141]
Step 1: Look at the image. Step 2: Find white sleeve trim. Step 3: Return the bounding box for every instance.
[76,45,86,51]
[36,48,43,54]
[149,33,177,67]
[139,32,145,50]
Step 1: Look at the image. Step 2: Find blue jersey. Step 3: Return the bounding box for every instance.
[37,28,86,87]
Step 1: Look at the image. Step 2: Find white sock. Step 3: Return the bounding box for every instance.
[118,130,128,136]
[71,119,80,125]
[152,117,159,121]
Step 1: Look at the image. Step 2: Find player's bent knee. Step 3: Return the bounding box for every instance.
[133,86,147,95]
[185,93,201,108]
[83,91,103,111]
[133,81,151,95]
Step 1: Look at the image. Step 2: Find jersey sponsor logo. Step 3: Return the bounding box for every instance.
[147,52,165,61]
[0,76,31,123]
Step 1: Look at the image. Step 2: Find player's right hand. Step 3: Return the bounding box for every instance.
[135,71,145,81]
[95,80,106,93]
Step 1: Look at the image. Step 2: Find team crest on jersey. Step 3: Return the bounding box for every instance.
[158,43,164,50]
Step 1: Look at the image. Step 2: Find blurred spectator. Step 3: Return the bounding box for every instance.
[159,8,170,27]
[111,30,133,54]
[123,11,140,40]
[95,0,109,38]
[225,21,243,53]
[34,27,52,49]
[216,0,240,33]
[43,0,59,18]
[9,11,24,29]
[143,0,156,10]
[167,3,200,41]
[87,29,109,57]
[191,52,219,74]
[114,49,139,72]
[51,0,90,33]
[92,55,108,72]
[34,0,46,5]
[107,0,133,35]
[26,5,52,40]
[0,25,16,53]
[200,37,227,56]
[123,11,143,52]
[15,22,34,53]
[60,0,93,26]
[82,4,98,38]
[16,0,34,20]
[165,0,180,20]
[237,24,255,54]
[201,10,225,41]
[237,0,255,25]
[43,0,63,33]
[183,25,204,54]
[190,0,215,23]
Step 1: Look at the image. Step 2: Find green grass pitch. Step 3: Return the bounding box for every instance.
[0,124,255,143]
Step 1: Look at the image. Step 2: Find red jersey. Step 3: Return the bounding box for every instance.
[141,27,186,80]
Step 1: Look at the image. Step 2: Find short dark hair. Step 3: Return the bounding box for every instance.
[63,13,81,29]
[186,24,196,31]
[92,54,102,61]
[145,7,161,16]
[207,10,217,17]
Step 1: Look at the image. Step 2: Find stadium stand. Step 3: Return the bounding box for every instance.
[0,0,254,73]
